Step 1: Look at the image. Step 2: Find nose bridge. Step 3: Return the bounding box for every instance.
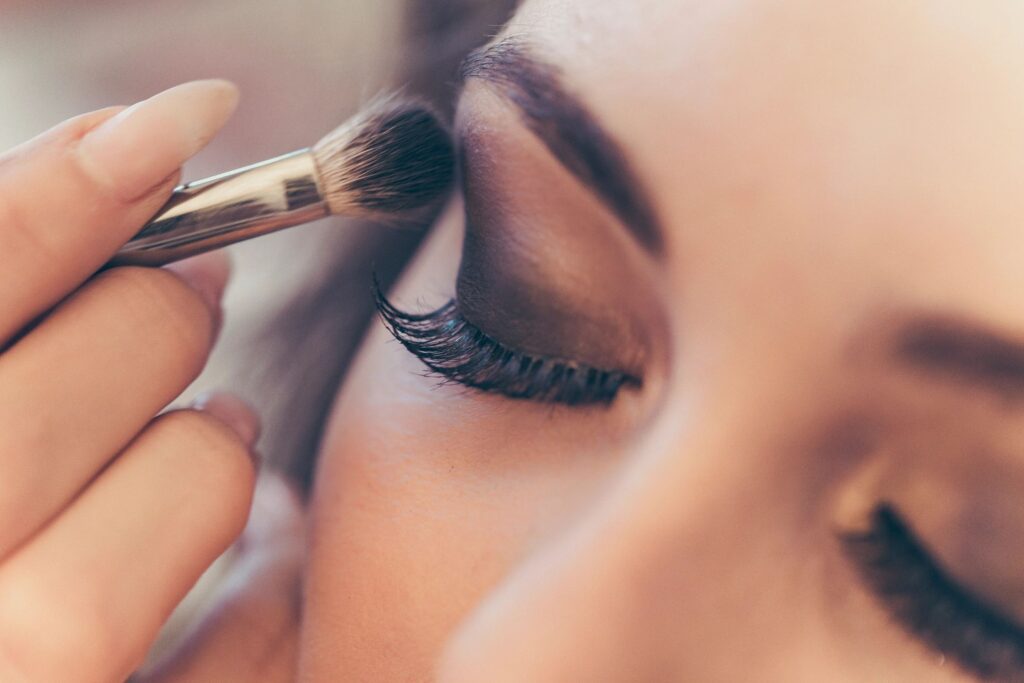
[440,380,822,682]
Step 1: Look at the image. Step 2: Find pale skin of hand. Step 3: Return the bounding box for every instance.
[0,80,300,683]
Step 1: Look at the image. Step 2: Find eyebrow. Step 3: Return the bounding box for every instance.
[897,317,1024,401]
[460,37,664,255]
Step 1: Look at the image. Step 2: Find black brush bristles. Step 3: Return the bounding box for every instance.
[312,98,455,217]
[375,290,639,406]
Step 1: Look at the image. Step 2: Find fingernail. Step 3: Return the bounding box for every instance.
[193,391,261,450]
[165,249,231,315]
[77,79,239,201]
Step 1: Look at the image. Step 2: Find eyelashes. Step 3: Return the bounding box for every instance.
[841,505,1024,681]
[375,291,640,405]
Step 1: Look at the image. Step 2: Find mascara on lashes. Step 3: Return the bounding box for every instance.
[375,290,640,406]
[842,504,1024,680]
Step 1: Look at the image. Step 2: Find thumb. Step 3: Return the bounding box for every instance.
[132,472,305,683]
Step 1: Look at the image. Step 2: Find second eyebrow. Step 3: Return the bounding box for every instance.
[461,37,665,256]
[898,317,1024,400]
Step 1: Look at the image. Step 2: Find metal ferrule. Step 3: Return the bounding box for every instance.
[109,149,327,267]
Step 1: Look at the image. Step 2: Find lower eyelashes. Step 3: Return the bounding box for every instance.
[375,289,640,406]
[840,505,1024,681]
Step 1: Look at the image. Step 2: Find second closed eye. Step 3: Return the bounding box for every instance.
[841,504,1024,681]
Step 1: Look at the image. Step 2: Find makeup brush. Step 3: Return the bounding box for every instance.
[109,99,455,267]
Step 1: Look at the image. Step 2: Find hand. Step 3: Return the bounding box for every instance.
[132,472,304,683]
[0,80,259,683]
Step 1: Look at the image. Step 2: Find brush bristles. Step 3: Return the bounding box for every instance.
[311,99,455,218]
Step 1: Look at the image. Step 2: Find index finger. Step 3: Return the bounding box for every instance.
[0,80,238,344]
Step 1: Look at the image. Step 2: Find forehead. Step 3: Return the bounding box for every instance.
[505,0,1024,332]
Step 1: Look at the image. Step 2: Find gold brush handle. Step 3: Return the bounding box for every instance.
[108,149,328,267]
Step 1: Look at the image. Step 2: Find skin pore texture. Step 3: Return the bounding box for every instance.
[297,0,1024,680]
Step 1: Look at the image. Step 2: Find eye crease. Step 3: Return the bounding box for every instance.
[460,37,664,256]
[375,291,640,406]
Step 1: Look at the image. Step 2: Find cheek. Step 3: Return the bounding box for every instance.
[299,208,649,677]
[300,280,626,679]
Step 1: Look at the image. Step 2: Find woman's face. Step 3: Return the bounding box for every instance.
[299,0,1024,680]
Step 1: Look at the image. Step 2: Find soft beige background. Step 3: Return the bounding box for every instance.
[0,0,404,661]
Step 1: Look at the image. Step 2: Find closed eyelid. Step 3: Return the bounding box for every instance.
[450,107,657,376]
[841,504,1024,680]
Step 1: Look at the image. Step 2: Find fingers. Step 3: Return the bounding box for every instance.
[0,403,258,683]
[0,253,227,558]
[135,474,304,683]
[0,80,238,344]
